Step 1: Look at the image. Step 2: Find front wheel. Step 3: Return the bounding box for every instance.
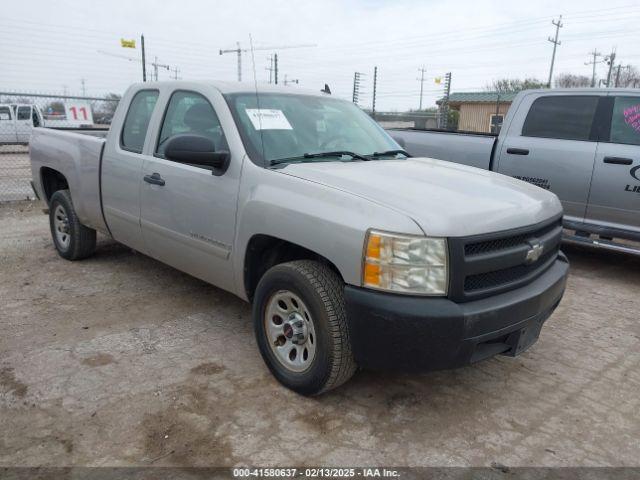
[49,189,96,260]
[252,260,356,395]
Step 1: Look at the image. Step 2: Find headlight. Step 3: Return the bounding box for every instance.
[362,229,448,295]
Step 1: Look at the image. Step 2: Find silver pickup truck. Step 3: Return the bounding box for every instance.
[30,81,568,395]
[390,88,640,255]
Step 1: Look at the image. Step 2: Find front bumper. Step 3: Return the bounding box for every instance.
[344,253,569,372]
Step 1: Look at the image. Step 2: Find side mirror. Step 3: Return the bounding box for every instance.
[164,134,229,172]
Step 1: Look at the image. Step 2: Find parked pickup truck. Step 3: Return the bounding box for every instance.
[389,88,640,255]
[30,81,568,395]
[0,104,44,145]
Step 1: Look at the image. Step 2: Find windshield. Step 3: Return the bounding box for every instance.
[224,92,401,166]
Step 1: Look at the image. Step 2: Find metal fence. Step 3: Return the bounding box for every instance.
[0,92,119,202]
[372,111,441,130]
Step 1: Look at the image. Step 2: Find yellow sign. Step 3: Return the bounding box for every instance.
[120,39,136,49]
[434,77,442,85]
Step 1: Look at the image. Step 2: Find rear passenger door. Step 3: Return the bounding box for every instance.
[495,95,600,224]
[585,95,640,232]
[102,89,159,253]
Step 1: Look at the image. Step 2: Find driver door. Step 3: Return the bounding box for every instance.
[140,89,239,293]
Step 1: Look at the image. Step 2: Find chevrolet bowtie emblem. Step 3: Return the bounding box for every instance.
[525,241,544,264]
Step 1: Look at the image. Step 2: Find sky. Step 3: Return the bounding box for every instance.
[1,0,639,111]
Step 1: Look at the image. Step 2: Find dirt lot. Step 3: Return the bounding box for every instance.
[1,201,639,468]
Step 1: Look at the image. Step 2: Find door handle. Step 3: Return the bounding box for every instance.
[506,148,529,155]
[143,172,165,186]
[603,156,633,165]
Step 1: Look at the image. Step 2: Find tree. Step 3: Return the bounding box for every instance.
[93,93,121,125]
[102,93,121,116]
[485,78,546,93]
[555,73,591,88]
[616,66,640,88]
[43,101,65,115]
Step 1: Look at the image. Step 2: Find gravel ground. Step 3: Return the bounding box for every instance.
[1,200,639,467]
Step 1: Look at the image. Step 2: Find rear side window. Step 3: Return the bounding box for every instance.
[522,96,599,141]
[609,96,640,146]
[0,106,10,120]
[121,90,159,153]
[17,106,31,121]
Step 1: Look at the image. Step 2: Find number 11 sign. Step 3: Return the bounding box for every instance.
[64,102,94,126]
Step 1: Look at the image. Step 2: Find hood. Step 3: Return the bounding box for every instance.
[279,158,562,237]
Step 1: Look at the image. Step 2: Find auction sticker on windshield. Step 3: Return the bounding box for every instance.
[246,109,293,130]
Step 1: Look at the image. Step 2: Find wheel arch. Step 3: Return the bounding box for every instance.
[243,234,345,302]
[40,167,69,205]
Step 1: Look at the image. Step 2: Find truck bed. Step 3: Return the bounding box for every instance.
[387,129,497,170]
[30,127,109,233]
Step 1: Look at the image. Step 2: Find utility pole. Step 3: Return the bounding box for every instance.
[439,72,452,130]
[547,15,563,88]
[352,71,363,105]
[80,78,86,96]
[284,74,299,86]
[372,66,378,118]
[615,64,630,87]
[171,67,181,80]
[274,54,278,85]
[220,43,316,83]
[220,42,243,82]
[141,34,147,82]
[585,49,602,87]
[236,42,241,82]
[266,55,274,84]
[151,56,170,81]
[417,67,427,110]
[605,51,616,87]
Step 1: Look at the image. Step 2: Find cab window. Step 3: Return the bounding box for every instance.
[121,90,159,153]
[17,106,31,121]
[156,91,226,158]
[522,96,599,141]
[0,106,11,121]
[609,96,640,146]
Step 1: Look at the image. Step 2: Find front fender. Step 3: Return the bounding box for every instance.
[233,163,422,300]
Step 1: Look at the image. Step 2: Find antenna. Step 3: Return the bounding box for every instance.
[248,34,266,166]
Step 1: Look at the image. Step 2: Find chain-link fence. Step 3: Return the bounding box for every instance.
[0,92,119,202]
[371,111,441,130]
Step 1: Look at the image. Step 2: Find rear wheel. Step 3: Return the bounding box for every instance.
[252,260,356,395]
[49,189,96,260]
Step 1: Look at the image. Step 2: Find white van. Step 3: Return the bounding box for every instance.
[0,104,44,145]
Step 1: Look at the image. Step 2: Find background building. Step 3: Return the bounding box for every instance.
[443,92,517,133]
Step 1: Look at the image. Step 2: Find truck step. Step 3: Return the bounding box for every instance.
[563,233,640,256]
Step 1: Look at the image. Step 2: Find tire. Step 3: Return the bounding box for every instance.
[49,189,96,260]
[253,260,357,395]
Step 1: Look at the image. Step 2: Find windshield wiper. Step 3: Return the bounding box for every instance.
[369,149,412,158]
[269,151,369,167]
